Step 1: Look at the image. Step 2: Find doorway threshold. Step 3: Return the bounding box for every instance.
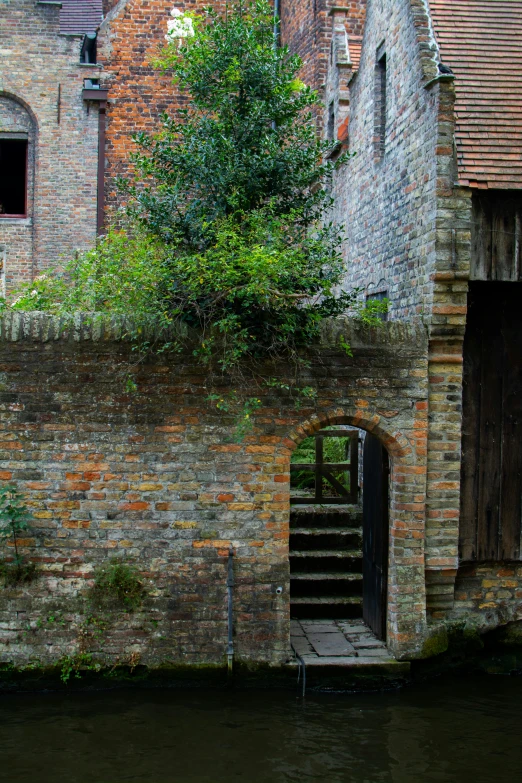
[287,619,410,689]
[290,618,405,668]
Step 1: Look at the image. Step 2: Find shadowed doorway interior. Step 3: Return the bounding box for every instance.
[290,427,389,641]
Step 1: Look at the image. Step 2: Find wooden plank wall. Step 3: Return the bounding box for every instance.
[460,283,522,561]
[471,192,522,281]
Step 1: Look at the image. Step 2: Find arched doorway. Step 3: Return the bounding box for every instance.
[290,425,390,643]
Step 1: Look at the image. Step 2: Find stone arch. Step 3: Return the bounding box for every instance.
[280,404,428,660]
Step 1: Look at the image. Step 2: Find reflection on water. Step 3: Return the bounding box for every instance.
[1,675,521,783]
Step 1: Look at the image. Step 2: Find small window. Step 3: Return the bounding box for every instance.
[0,139,27,217]
[80,34,97,64]
[374,50,387,160]
[327,101,335,143]
[366,290,388,321]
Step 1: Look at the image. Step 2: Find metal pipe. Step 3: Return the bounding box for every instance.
[96,98,107,235]
[227,546,235,678]
[274,0,281,49]
[291,643,306,698]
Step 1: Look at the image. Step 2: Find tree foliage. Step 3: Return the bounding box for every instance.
[6,1,387,403]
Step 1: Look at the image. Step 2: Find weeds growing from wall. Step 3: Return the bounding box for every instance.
[89,559,146,612]
[0,484,37,586]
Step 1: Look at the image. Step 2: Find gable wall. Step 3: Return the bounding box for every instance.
[97,0,228,220]
[331,0,440,320]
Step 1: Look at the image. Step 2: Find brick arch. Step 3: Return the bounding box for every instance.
[0,91,39,131]
[280,404,427,660]
[0,92,39,236]
[284,406,415,462]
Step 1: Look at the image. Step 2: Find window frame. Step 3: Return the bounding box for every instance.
[0,134,29,220]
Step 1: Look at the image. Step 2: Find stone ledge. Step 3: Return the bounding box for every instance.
[0,312,429,351]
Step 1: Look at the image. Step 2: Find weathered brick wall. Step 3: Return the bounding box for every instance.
[0,0,102,292]
[330,0,440,320]
[0,314,428,668]
[97,0,228,218]
[99,0,350,216]
[452,565,522,628]
[325,0,474,618]
[280,0,328,96]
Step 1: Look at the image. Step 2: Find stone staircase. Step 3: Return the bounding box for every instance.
[289,505,364,620]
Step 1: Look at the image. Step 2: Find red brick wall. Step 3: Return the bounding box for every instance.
[280,0,328,94]
[98,0,227,218]
[0,314,429,668]
[98,0,339,217]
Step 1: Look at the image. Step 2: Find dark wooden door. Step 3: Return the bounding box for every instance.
[362,433,389,640]
[460,283,522,561]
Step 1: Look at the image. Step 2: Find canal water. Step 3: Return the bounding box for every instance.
[2,675,521,782]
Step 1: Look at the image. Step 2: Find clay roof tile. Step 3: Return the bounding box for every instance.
[59,0,103,36]
[429,0,522,189]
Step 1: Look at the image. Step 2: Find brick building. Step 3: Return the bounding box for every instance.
[315,0,522,628]
[0,1,105,293]
[0,0,521,680]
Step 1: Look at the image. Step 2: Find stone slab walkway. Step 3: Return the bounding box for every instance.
[291,618,396,665]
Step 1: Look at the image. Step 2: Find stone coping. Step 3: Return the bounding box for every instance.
[0,312,428,348]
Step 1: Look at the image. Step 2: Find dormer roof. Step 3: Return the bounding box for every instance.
[60,0,103,36]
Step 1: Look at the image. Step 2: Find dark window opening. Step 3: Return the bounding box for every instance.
[0,139,27,217]
[366,290,388,321]
[374,52,387,160]
[327,101,335,143]
[80,33,97,64]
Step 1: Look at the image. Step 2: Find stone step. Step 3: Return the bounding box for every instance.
[291,575,363,598]
[291,596,363,605]
[290,549,362,558]
[290,598,363,620]
[290,572,362,581]
[290,527,362,535]
[290,505,363,529]
[290,550,362,574]
[290,528,362,552]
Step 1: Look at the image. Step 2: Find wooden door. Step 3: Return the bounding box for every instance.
[460,283,522,561]
[362,433,389,640]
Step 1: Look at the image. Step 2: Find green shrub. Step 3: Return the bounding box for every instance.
[89,559,145,611]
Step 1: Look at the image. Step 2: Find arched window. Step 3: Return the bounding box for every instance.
[0,95,36,219]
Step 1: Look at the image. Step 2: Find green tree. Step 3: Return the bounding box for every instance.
[120,0,355,374]
[7,1,386,406]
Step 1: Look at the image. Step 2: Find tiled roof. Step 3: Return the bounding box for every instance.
[430,0,522,189]
[59,0,103,36]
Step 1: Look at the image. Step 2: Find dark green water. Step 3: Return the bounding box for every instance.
[1,675,521,782]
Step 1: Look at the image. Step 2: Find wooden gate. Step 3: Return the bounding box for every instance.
[362,433,389,640]
[460,282,522,561]
[290,429,359,505]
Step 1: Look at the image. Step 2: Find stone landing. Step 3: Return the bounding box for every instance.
[288,619,410,689]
